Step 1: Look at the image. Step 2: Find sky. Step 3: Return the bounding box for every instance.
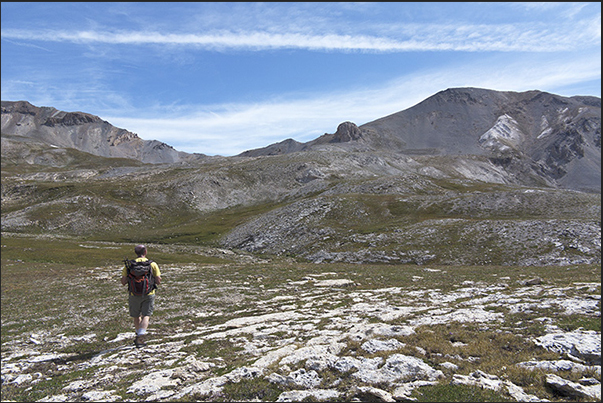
[1,2,601,156]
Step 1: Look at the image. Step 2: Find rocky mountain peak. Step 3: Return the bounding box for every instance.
[332,121,363,142]
[1,100,206,164]
[1,100,41,115]
[429,86,500,106]
[236,88,600,191]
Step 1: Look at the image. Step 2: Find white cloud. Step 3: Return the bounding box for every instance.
[2,16,599,53]
[104,52,601,156]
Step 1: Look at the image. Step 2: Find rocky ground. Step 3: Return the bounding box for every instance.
[1,258,600,402]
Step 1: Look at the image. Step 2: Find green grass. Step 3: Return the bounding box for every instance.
[220,378,284,401]
[412,383,515,402]
[0,234,232,267]
[130,200,289,245]
[557,314,601,332]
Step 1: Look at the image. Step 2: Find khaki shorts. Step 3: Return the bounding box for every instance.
[128,294,155,317]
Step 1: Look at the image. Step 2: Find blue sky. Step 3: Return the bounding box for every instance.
[1,2,601,156]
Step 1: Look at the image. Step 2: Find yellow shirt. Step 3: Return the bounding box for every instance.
[123,257,161,295]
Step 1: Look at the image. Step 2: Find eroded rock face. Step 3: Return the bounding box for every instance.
[545,374,601,401]
[332,121,363,143]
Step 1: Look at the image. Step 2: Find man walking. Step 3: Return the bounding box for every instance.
[121,244,162,348]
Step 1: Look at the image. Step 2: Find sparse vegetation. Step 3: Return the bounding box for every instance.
[1,233,600,401]
[412,383,516,402]
[220,377,284,401]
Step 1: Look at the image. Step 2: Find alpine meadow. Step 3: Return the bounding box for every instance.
[1,87,601,402]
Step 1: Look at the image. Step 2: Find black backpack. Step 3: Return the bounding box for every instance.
[124,258,157,296]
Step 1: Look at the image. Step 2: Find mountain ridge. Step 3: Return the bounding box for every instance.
[239,87,601,192]
[1,100,208,164]
[1,88,600,266]
[2,87,601,193]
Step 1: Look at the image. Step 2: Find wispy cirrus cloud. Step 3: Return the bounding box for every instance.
[2,16,600,53]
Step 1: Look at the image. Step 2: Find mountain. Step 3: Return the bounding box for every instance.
[3,88,600,192]
[1,100,207,164]
[1,88,600,266]
[240,88,601,192]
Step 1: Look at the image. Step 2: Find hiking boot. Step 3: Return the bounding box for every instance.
[134,334,147,348]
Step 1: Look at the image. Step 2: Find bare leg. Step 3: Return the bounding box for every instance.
[133,316,150,347]
[139,316,150,333]
[133,316,150,333]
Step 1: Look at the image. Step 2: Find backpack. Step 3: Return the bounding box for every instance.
[124,258,156,296]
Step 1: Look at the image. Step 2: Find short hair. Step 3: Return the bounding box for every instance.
[134,244,147,256]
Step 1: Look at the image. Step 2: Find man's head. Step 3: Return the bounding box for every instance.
[134,244,147,257]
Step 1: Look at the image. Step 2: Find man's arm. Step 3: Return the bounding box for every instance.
[121,276,128,286]
[152,262,161,285]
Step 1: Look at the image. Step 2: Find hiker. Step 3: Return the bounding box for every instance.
[121,244,162,348]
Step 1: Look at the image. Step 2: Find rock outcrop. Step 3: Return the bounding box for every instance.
[1,264,600,402]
